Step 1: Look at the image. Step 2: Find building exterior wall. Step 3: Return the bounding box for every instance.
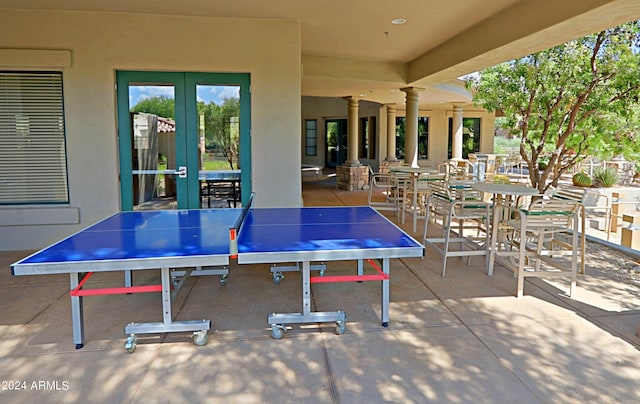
[0,9,301,250]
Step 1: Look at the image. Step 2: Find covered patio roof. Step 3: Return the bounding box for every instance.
[3,0,640,108]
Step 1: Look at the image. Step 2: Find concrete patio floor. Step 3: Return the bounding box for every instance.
[1,181,639,403]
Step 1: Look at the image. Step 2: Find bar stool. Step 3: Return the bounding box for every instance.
[507,198,581,297]
[423,178,491,276]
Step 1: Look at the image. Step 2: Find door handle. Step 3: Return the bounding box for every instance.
[176,166,187,178]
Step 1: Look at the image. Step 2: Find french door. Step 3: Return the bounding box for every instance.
[325,119,348,168]
[116,71,251,210]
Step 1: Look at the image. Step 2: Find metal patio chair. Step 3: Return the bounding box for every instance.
[423,178,491,276]
[507,198,581,298]
[549,186,612,274]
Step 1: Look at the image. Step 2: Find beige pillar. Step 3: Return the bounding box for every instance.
[344,96,360,166]
[401,87,424,168]
[452,103,464,161]
[621,214,640,250]
[385,104,397,162]
[611,192,622,233]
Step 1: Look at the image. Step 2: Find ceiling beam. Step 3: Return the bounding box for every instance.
[407,0,640,85]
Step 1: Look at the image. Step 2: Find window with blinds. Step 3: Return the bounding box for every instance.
[0,72,69,204]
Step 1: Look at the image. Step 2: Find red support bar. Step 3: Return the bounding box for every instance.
[74,272,94,290]
[366,259,385,275]
[70,284,162,297]
[310,259,389,283]
[310,273,388,283]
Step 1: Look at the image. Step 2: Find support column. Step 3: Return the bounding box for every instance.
[344,96,360,167]
[452,103,464,161]
[336,96,368,191]
[401,87,423,168]
[385,104,398,162]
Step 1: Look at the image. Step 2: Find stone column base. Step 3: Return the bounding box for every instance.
[337,165,370,191]
[379,160,405,174]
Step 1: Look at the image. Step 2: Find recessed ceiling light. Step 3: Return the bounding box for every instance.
[391,18,406,25]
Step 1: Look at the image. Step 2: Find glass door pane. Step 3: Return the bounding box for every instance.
[196,84,242,208]
[325,119,347,167]
[326,121,339,167]
[117,71,189,211]
[129,85,179,210]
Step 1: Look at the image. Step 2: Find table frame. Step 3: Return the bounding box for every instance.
[390,166,440,232]
[200,170,241,208]
[12,206,423,348]
[470,183,539,275]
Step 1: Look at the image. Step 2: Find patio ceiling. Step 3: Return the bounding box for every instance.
[3,0,640,108]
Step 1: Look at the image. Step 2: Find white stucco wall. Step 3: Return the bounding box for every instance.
[0,9,301,251]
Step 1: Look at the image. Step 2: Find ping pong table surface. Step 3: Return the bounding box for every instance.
[12,205,423,350]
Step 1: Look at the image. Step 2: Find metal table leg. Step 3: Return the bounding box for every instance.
[268,261,347,338]
[381,257,390,327]
[70,273,85,349]
[124,267,211,352]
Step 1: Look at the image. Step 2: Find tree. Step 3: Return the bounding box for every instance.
[465,21,640,193]
[201,98,240,169]
[131,96,175,119]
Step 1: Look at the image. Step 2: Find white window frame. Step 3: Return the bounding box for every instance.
[305,119,317,156]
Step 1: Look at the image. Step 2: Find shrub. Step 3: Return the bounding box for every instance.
[572,172,592,187]
[493,174,511,184]
[593,166,620,188]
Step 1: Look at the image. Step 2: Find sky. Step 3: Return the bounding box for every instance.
[129,85,240,107]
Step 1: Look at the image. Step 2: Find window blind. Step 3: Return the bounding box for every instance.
[0,72,69,204]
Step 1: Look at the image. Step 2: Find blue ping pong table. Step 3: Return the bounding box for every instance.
[12,203,423,350]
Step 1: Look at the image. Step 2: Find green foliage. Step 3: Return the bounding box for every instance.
[199,97,241,167]
[131,96,175,119]
[493,136,520,155]
[202,158,236,170]
[466,21,640,193]
[593,166,620,187]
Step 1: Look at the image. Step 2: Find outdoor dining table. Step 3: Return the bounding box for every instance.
[199,170,241,208]
[470,182,539,275]
[390,165,440,232]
